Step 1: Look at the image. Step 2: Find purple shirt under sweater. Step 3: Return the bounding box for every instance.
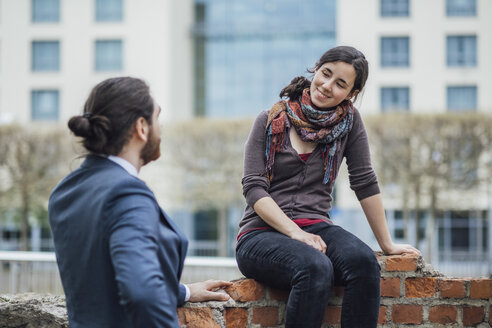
[237,106,380,238]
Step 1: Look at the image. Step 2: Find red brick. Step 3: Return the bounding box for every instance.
[323,306,341,324]
[380,277,400,297]
[439,279,467,298]
[463,306,485,326]
[268,288,289,301]
[385,254,418,272]
[470,279,492,299]
[378,306,387,324]
[225,308,248,328]
[405,277,438,298]
[252,307,278,326]
[177,308,220,328]
[392,304,423,324]
[177,308,186,326]
[225,279,265,302]
[429,306,457,324]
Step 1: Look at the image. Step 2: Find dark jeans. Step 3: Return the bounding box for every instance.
[236,223,380,328]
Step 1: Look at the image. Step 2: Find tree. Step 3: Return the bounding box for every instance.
[0,125,73,251]
[160,118,253,256]
[366,112,492,262]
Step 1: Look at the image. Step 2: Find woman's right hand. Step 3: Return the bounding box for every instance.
[289,230,327,253]
[253,197,327,253]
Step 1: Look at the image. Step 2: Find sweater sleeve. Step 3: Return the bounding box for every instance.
[344,109,380,201]
[242,110,271,207]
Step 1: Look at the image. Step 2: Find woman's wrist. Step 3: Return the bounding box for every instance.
[380,240,395,254]
[284,223,303,238]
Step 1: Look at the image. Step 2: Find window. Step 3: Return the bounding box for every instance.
[193,209,219,256]
[94,40,123,71]
[193,210,218,241]
[95,0,123,22]
[393,210,405,239]
[438,210,488,261]
[447,35,477,67]
[447,86,477,111]
[389,210,427,241]
[381,0,409,17]
[381,87,410,111]
[381,37,409,67]
[32,0,60,22]
[446,0,476,16]
[193,0,336,117]
[32,41,60,71]
[450,212,471,250]
[31,90,59,121]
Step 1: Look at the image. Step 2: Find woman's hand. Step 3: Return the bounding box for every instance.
[383,243,421,256]
[289,230,327,253]
[253,197,326,253]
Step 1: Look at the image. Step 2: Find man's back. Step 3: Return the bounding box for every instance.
[49,155,186,328]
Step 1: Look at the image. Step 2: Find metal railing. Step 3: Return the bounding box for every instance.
[435,250,491,277]
[0,252,63,294]
[1,250,490,295]
[0,251,242,294]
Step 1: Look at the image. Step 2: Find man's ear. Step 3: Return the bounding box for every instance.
[134,117,149,142]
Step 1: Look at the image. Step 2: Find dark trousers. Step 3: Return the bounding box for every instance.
[235,223,380,328]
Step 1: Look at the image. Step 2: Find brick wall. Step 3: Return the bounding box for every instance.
[178,254,492,328]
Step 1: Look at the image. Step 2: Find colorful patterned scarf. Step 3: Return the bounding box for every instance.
[266,88,354,184]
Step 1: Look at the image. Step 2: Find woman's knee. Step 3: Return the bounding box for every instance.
[292,255,334,290]
[345,247,380,280]
[236,233,335,290]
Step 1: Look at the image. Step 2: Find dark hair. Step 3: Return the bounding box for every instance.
[279,46,369,102]
[68,77,154,155]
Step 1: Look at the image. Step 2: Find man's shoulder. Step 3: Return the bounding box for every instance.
[51,156,151,202]
[97,166,154,201]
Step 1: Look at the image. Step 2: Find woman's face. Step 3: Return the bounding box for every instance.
[310,61,357,109]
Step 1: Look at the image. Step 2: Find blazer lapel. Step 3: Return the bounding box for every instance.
[160,208,188,278]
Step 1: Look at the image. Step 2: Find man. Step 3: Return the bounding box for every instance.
[49,77,231,328]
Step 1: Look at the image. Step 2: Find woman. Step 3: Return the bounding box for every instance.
[235,46,420,328]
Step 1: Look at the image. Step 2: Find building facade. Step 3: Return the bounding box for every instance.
[0,0,193,125]
[1,0,492,276]
[335,0,492,276]
[338,0,492,115]
[192,0,336,118]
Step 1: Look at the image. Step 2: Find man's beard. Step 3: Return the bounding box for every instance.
[140,126,161,165]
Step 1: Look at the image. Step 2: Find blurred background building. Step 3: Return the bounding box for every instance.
[1,0,492,281]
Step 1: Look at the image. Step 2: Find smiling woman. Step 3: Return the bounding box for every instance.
[235,46,420,328]
[310,61,357,108]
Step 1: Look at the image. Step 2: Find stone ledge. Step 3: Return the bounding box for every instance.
[1,255,491,328]
[0,293,68,328]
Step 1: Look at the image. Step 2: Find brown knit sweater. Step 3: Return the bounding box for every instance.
[238,107,380,237]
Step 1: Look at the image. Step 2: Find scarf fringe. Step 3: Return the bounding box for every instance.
[321,142,339,184]
[265,89,353,184]
[266,123,288,181]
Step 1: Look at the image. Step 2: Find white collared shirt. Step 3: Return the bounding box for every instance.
[107,155,138,177]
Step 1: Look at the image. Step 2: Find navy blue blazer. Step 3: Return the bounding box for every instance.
[49,155,188,328]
